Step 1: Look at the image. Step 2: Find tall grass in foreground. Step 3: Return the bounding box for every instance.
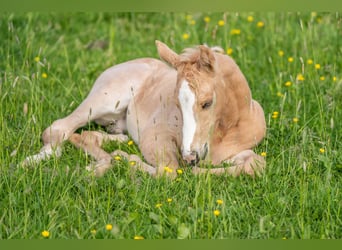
[0,12,341,239]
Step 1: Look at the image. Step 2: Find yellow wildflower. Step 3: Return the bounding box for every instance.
[277,92,284,97]
[288,57,294,63]
[247,16,254,22]
[189,20,196,25]
[204,16,211,23]
[285,81,292,87]
[319,148,325,153]
[34,56,40,62]
[296,74,305,81]
[134,235,144,240]
[213,210,220,216]
[261,152,267,157]
[114,155,121,161]
[257,21,265,28]
[333,76,337,82]
[105,224,113,231]
[41,230,50,238]
[186,14,192,20]
[167,198,172,203]
[315,63,321,69]
[278,50,284,57]
[293,117,299,123]
[182,33,190,40]
[319,76,325,81]
[127,140,134,146]
[129,161,136,166]
[164,166,173,173]
[155,203,162,208]
[307,59,313,65]
[42,73,48,78]
[226,48,233,55]
[272,111,279,119]
[177,169,183,174]
[218,20,225,26]
[230,29,241,35]
[90,229,96,235]
[216,199,223,205]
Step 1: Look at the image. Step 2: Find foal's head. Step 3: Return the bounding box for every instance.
[156,41,220,165]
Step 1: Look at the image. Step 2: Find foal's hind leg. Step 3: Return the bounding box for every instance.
[69,131,128,177]
[192,150,265,177]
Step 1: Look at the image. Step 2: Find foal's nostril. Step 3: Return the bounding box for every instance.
[184,151,200,166]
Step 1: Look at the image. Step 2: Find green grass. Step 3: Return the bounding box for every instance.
[0,12,341,239]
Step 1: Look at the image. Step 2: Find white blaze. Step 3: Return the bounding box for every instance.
[178,80,196,156]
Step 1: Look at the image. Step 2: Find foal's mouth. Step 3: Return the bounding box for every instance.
[183,143,208,166]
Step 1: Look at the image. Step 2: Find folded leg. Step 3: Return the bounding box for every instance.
[192,150,265,177]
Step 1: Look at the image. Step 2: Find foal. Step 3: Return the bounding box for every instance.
[22,41,266,178]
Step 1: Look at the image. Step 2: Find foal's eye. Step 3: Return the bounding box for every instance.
[201,100,213,110]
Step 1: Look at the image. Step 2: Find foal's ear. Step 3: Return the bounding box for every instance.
[198,45,216,72]
[155,40,179,68]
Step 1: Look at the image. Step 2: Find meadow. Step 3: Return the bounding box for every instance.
[0,12,341,239]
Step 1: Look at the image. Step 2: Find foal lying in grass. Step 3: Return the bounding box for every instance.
[22,41,266,178]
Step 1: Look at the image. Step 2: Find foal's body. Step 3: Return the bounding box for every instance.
[23,41,266,178]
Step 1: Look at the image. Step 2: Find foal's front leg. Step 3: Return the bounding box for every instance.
[69,131,128,177]
[192,150,265,177]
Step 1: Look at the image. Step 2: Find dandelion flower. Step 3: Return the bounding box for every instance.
[296,74,305,81]
[42,73,48,78]
[41,230,50,238]
[216,199,223,205]
[285,81,292,87]
[319,148,325,153]
[333,76,337,82]
[293,117,299,123]
[167,198,172,203]
[288,57,294,63]
[226,48,233,55]
[177,169,183,174]
[134,235,144,240]
[319,76,325,81]
[182,33,190,40]
[155,203,162,208]
[213,210,220,216]
[257,21,265,28]
[127,140,134,146]
[204,16,211,23]
[272,111,279,119]
[34,56,40,62]
[164,166,173,173]
[277,92,284,97]
[129,161,136,166]
[90,229,96,235]
[230,29,241,35]
[186,14,192,20]
[218,20,225,26]
[278,50,284,57]
[261,152,267,157]
[315,63,321,69]
[114,155,121,161]
[189,20,196,25]
[307,59,313,65]
[106,224,113,231]
[247,16,254,22]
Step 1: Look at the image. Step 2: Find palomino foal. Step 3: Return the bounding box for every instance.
[22,41,266,178]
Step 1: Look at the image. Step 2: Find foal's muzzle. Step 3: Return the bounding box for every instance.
[183,151,200,166]
[183,143,208,166]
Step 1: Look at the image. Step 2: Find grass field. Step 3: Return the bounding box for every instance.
[0,12,341,239]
